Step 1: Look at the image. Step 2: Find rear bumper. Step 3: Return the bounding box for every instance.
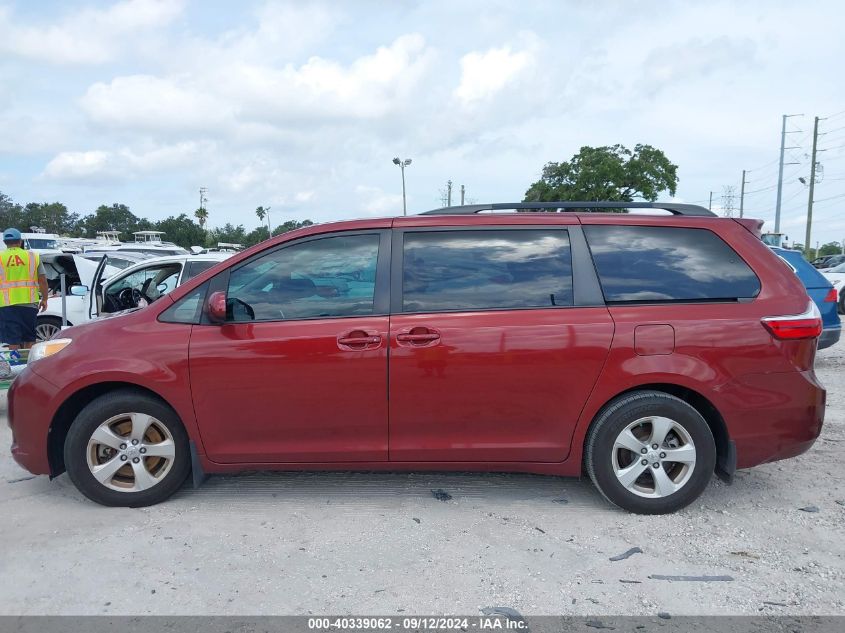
[818,326,841,350]
[720,369,825,469]
[8,367,58,476]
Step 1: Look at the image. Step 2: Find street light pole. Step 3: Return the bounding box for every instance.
[393,157,412,215]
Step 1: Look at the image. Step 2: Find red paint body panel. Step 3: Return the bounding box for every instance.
[634,324,675,356]
[388,308,614,462]
[6,212,826,487]
[189,318,389,462]
[9,302,200,474]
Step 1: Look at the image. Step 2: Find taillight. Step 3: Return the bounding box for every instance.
[824,287,838,303]
[762,301,823,340]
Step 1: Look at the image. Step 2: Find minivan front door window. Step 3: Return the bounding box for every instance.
[225,234,380,321]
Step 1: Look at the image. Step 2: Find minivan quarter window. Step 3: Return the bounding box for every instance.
[401,229,573,312]
[584,225,761,303]
[226,233,380,322]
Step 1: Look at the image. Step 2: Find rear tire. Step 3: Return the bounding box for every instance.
[64,390,190,507]
[585,390,716,514]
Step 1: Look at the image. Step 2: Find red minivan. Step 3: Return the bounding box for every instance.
[7,202,825,513]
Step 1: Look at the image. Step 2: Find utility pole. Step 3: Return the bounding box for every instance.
[447,180,453,207]
[460,184,465,205]
[722,186,736,217]
[393,157,412,215]
[804,116,819,252]
[775,113,803,233]
[708,191,713,211]
[739,170,747,218]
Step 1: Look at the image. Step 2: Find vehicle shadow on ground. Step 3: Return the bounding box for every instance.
[163,468,767,515]
[171,470,613,510]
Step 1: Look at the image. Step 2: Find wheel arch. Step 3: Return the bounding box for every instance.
[581,383,733,482]
[47,382,181,477]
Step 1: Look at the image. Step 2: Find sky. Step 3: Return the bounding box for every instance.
[1,0,844,247]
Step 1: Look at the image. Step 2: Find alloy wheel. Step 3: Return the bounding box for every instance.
[85,413,176,492]
[35,322,61,342]
[611,416,697,498]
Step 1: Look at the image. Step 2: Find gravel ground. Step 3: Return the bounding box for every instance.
[0,346,843,616]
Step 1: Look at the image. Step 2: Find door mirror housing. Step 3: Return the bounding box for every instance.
[69,285,89,296]
[206,290,227,323]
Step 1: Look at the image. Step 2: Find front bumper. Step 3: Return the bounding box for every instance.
[8,366,59,476]
[818,326,841,350]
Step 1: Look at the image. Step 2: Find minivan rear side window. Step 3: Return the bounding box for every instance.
[401,229,573,312]
[584,225,761,303]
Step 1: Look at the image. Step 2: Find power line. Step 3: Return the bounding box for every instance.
[813,192,845,204]
[821,124,845,135]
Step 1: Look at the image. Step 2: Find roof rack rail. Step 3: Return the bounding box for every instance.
[420,201,716,217]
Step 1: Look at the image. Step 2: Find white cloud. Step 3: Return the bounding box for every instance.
[355,185,404,216]
[43,142,206,182]
[43,151,114,181]
[81,75,232,133]
[3,0,845,239]
[0,0,185,65]
[78,33,432,138]
[454,42,534,105]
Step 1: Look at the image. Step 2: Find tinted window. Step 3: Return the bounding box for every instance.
[226,234,379,322]
[159,282,209,324]
[184,259,219,280]
[584,225,760,302]
[402,230,573,312]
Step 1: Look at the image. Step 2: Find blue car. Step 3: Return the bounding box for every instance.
[772,247,841,349]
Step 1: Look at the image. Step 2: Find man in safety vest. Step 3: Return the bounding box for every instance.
[0,228,49,350]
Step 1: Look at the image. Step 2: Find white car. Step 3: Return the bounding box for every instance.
[821,262,845,314]
[0,232,63,255]
[36,252,232,340]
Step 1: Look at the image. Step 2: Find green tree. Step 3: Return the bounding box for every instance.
[523,144,679,203]
[276,219,313,234]
[1,191,24,228]
[22,202,80,234]
[194,207,208,229]
[818,241,843,257]
[154,214,206,249]
[255,206,268,225]
[245,226,270,247]
[207,223,248,247]
[78,203,147,238]
[0,193,80,235]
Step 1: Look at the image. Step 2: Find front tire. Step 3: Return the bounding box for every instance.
[585,391,716,514]
[64,390,191,507]
[35,316,63,342]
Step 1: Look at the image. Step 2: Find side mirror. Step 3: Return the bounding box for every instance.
[69,285,89,296]
[206,290,227,323]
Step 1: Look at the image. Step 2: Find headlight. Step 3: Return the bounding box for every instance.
[28,338,72,363]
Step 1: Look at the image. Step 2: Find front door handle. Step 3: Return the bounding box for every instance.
[396,327,441,345]
[337,331,382,350]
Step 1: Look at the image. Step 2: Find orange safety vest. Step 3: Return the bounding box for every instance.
[0,248,40,307]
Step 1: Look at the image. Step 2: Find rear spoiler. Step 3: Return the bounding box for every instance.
[733,218,764,239]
